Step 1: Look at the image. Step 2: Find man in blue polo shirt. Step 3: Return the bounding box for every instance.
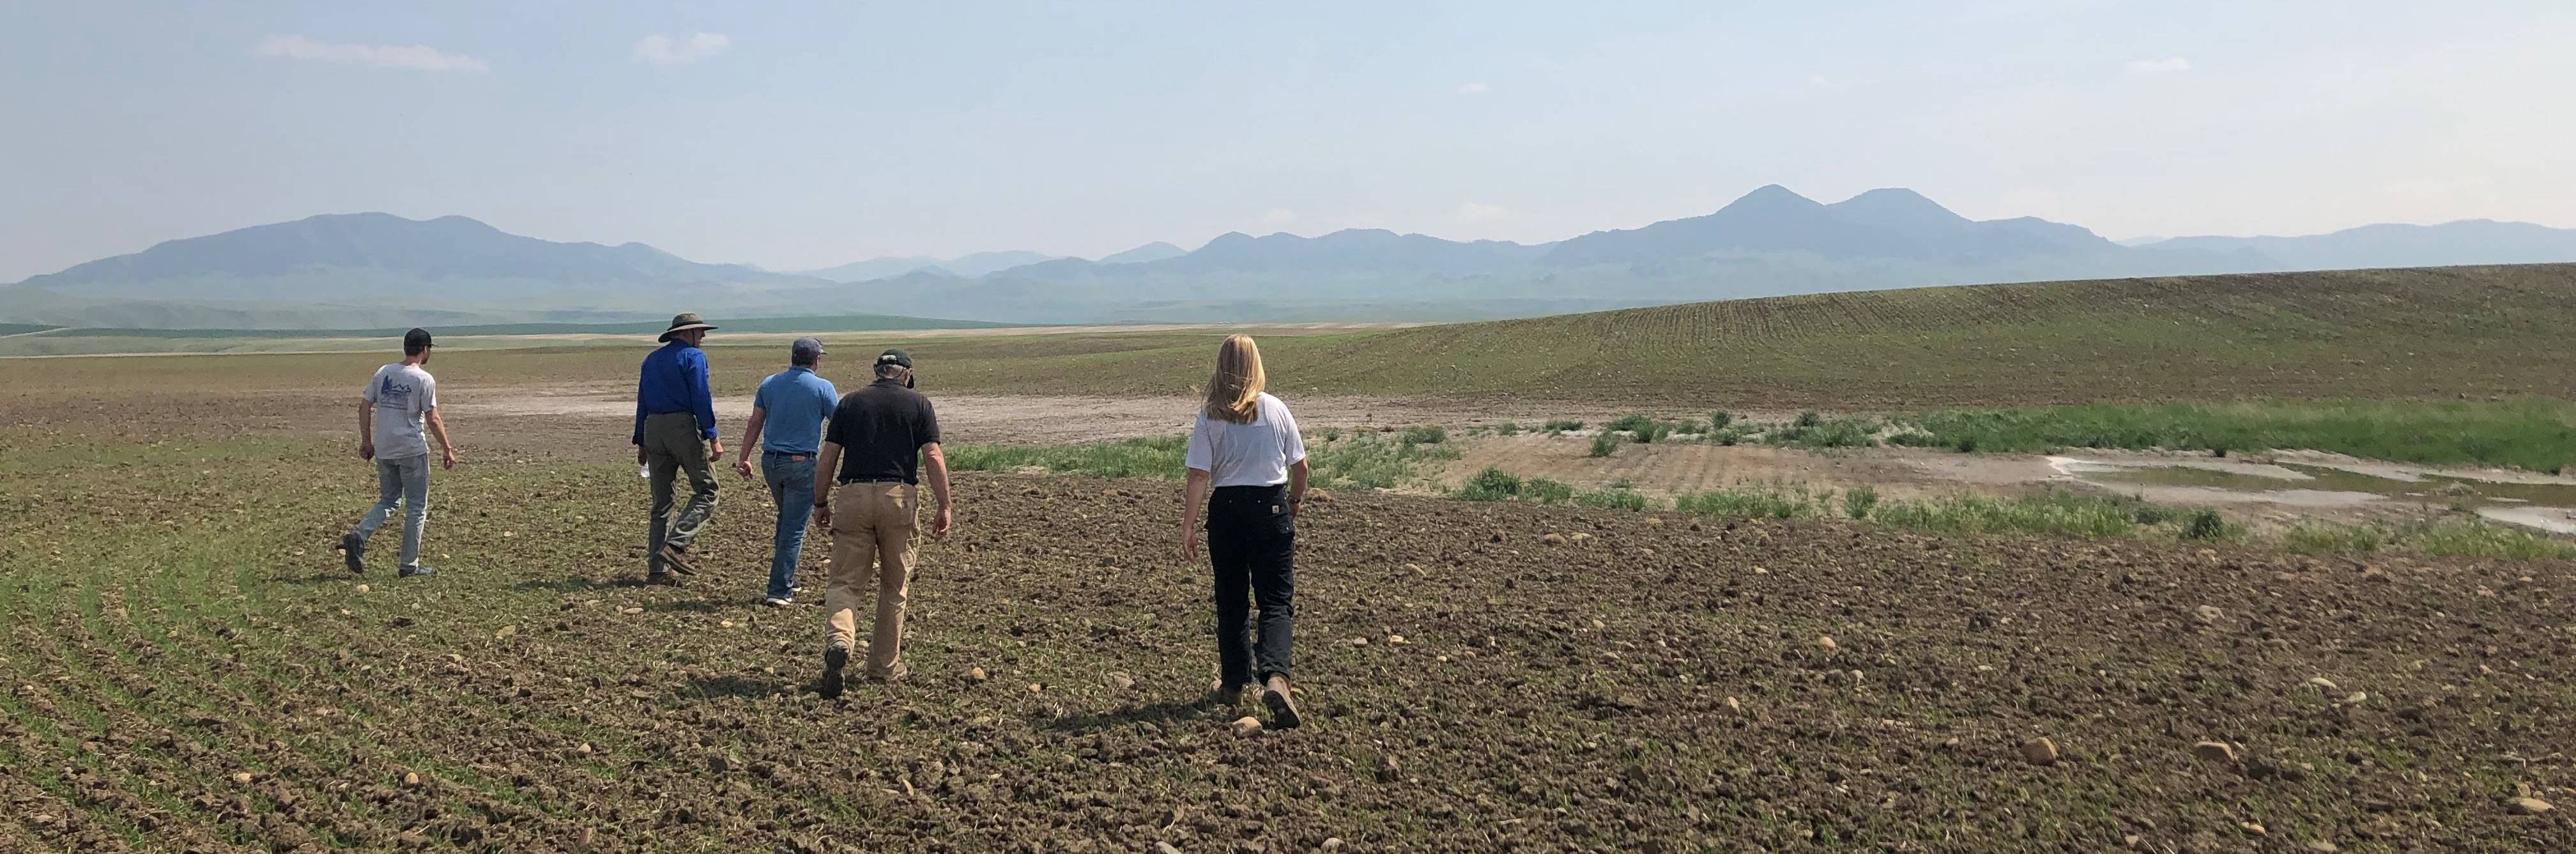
[635,313,724,584]
[734,336,839,607]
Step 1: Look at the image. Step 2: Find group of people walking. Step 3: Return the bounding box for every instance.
[334,314,1309,727]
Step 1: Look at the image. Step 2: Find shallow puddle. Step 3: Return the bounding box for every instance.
[2053,458,2576,534]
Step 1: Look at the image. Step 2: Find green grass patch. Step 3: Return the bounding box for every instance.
[1869,490,2152,539]
[1588,433,1620,458]
[1674,484,1822,519]
[1890,399,2576,472]
[944,430,1457,490]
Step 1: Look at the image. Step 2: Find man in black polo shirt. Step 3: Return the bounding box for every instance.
[809,348,953,695]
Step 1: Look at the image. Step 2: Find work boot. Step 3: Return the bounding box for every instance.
[341,533,365,574]
[656,544,700,575]
[865,659,910,684]
[645,572,682,587]
[1260,673,1302,730]
[1211,678,1246,708]
[818,647,848,699]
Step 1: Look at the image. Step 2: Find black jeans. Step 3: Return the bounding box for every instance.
[1208,484,1296,687]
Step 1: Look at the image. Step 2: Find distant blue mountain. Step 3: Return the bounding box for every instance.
[2138,220,2576,270]
[12,187,2576,327]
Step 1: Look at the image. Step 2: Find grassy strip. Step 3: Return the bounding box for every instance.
[1889,399,2576,472]
[945,431,1459,490]
[2285,520,2576,561]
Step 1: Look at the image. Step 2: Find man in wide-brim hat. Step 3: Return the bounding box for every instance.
[634,312,726,584]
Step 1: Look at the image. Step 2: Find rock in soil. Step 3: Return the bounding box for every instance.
[2191,741,2237,763]
[2021,738,2059,765]
[2506,797,2554,816]
[1232,717,1264,734]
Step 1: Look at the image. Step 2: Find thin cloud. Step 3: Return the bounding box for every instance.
[1457,82,1491,95]
[2124,56,2191,74]
[252,34,488,72]
[634,33,732,65]
[1455,201,1508,221]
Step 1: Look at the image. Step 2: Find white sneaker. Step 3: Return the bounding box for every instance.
[763,596,792,607]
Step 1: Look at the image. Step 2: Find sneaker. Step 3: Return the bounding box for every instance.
[341,533,365,574]
[1261,674,1302,730]
[763,596,793,608]
[818,647,849,699]
[656,544,700,575]
[397,564,435,579]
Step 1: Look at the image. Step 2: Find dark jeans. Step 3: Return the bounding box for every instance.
[1208,484,1296,687]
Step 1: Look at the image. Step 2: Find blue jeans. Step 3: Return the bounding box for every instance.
[355,453,431,570]
[761,452,818,600]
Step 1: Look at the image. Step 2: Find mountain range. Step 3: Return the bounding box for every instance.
[8,186,2576,328]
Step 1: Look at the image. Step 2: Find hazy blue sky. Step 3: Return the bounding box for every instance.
[4,1,2572,281]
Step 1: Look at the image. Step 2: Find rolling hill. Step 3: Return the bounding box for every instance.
[876,263,2576,407]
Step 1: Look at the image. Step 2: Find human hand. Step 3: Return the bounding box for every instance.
[441,448,459,470]
[733,457,755,479]
[709,439,725,463]
[359,441,374,461]
[931,506,953,541]
[1180,527,1200,562]
[811,503,832,530]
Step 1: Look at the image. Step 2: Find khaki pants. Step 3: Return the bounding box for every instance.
[827,482,918,678]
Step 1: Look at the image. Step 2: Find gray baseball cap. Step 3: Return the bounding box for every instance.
[790,336,825,364]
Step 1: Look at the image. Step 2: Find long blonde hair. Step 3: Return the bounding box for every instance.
[1202,334,1267,424]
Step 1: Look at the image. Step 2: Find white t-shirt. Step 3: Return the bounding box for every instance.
[1185,393,1307,488]
[363,362,439,460]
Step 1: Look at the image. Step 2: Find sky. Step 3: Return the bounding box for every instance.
[4,1,2573,281]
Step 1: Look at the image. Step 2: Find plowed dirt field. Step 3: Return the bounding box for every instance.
[4,424,2573,851]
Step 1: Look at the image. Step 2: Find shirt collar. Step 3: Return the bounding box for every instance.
[785,366,813,375]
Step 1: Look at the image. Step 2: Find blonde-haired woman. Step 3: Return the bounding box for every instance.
[1181,334,1308,728]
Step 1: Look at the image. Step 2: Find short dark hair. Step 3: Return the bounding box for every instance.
[402,328,434,356]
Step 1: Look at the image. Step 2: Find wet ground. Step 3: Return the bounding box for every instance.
[2053,454,2576,534]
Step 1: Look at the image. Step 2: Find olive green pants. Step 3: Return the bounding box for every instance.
[643,412,719,573]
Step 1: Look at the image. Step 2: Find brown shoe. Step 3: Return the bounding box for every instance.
[656,544,700,575]
[864,660,910,683]
[1260,674,1302,729]
[645,571,682,587]
[1211,678,1246,707]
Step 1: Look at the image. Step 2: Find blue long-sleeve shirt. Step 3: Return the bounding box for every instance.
[634,341,719,444]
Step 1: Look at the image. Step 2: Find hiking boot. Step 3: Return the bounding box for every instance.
[1261,674,1302,729]
[1211,678,1247,707]
[397,564,435,580]
[818,647,849,699]
[656,544,701,575]
[645,572,682,587]
[341,533,365,573]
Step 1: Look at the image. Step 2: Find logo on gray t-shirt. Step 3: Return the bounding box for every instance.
[364,363,438,460]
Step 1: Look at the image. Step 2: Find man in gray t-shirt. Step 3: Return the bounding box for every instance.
[340,328,460,579]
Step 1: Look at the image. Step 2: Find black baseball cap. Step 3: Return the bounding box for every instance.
[877,348,912,369]
[403,328,434,353]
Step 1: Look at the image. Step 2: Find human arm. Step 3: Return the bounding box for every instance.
[1181,468,1210,561]
[685,349,721,455]
[811,441,839,529]
[734,405,767,479]
[425,408,459,469]
[1287,458,1308,518]
[922,442,953,540]
[357,401,376,460]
